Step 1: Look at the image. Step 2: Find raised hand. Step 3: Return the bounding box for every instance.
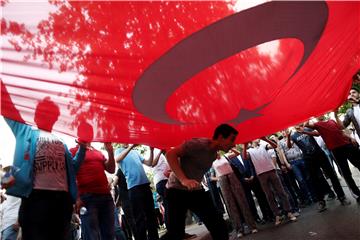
[104,142,113,152]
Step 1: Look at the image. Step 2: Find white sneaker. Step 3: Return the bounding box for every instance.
[251,229,258,234]
[292,211,300,217]
[287,212,297,222]
[236,232,243,238]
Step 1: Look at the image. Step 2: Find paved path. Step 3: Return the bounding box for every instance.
[185,166,360,240]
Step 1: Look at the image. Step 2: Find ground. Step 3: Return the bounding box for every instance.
[185,166,360,240]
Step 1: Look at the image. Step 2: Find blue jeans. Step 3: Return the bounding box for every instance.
[290,159,312,201]
[1,225,18,240]
[80,193,115,240]
[156,179,168,227]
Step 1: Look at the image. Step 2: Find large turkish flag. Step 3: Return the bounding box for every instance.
[1,1,359,148]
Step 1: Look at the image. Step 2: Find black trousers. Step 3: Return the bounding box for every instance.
[304,150,345,201]
[161,188,228,240]
[19,190,73,240]
[332,144,360,198]
[246,178,274,220]
[128,183,159,240]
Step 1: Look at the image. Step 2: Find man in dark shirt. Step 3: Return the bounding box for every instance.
[287,124,350,212]
[306,116,360,203]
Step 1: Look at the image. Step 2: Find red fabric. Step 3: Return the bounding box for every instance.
[1,1,360,148]
[70,146,109,195]
[314,120,351,150]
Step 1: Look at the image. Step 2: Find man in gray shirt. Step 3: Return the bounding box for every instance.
[160,124,238,240]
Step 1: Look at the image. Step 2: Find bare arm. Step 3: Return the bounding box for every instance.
[104,142,115,174]
[115,144,136,162]
[302,130,320,137]
[304,120,315,129]
[1,80,24,123]
[261,136,277,149]
[143,147,154,167]
[286,130,293,148]
[166,145,200,190]
[242,144,250,160]
[226,147,240,159]
[334,110,345,129]
[151,149,165,167]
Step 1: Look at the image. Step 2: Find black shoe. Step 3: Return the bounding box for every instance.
[327,192,336,201]
[339,197,351,206]
[318,200,327,212]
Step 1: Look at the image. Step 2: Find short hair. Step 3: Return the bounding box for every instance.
[212,123,238,140]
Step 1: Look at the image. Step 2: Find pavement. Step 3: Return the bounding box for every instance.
[183,165,360,240]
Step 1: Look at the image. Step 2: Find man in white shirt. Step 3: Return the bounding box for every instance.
[244,137,296,226]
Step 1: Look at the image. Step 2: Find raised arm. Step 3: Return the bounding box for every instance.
[261,136,277,149]
[226,147,240,159]
[151,149,165,167]
[302,129,320,137]
[1,81,24,123]
[65,144,86,173]
[143,147,154,167]
[104,143,115,174]
[334,109,346,129]
[303,120,315,129]
[242,143,250,160]
[166,145,199,190]
[286,129,293,148]
[115,144,137,163]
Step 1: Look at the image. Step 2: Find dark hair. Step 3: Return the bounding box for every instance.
[351,86,360,93]
[212,123,238,140]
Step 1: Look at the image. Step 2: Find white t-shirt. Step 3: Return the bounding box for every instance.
[33,131,68,191]
[212,157,233,177]
[267,149,280,170]
[153,151,170,185]
[1,195,21,231]
[247,144,275,175]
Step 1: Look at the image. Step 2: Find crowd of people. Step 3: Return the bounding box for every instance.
[1,78,360,240]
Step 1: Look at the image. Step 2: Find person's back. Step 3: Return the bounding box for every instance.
[1,88,87,240]
[247,143,275,175]
[70,146,110,195]
[290,130,320,156]
[313,120,350,150]
[313,119,360,203]
[116,148,149,189]
[70,143,115,240]
[115,145,159,240]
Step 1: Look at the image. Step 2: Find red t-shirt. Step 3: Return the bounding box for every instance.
[314,120,350,150]
[70,146,110,195]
